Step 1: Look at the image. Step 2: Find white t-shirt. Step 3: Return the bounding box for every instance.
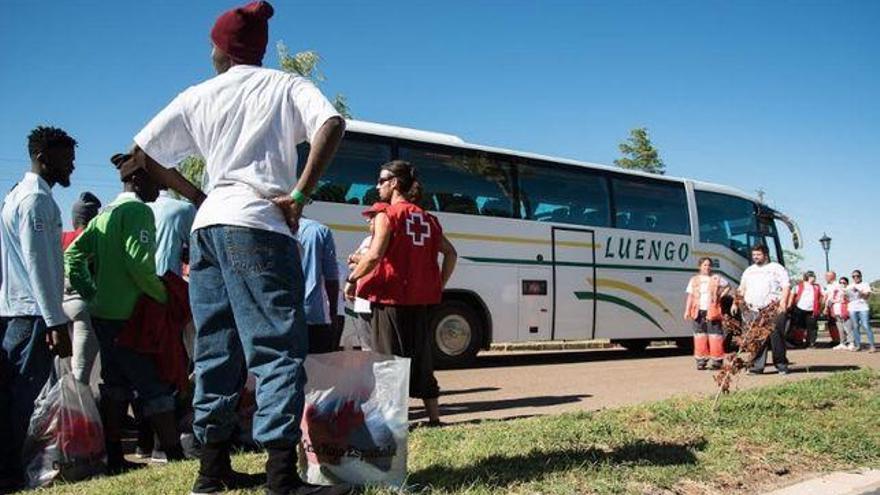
[134,65,340,238]
[684,275,729,311]
[740,262,790,309]
[353,235,373,314]
[848,282,871,312]
[795,283,819,312]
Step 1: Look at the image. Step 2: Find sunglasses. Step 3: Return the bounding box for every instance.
[377,175,396,185]
[852,274,861,278]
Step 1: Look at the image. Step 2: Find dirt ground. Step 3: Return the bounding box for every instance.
[411,341,880,423]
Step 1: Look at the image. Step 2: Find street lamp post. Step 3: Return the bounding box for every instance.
[819,233,832,272]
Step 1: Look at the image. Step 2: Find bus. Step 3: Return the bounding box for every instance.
[300,120,803,367]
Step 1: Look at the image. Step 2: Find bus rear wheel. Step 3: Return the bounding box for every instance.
[429,301,483,369]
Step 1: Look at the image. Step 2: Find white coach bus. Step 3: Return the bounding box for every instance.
[299,120,802,367]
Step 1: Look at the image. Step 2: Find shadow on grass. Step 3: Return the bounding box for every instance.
[410,394,590,420]
[409,438,707,490]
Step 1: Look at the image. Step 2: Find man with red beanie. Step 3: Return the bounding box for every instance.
[131,2,346,494]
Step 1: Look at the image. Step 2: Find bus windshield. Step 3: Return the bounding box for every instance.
[695,190,780,261]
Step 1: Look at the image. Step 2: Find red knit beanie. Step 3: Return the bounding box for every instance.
[211,1,274,66]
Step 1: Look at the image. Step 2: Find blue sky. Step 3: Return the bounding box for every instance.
[1,1,877,280]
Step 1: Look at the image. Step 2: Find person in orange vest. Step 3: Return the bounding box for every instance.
[684,257,730,370]
[788,271,823,348]
[345,161,458,426]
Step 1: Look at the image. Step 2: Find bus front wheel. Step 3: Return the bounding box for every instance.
[429,301,483,369]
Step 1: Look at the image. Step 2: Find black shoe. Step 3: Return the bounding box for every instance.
[777,366,790,375]
[191,470,264,494]
[696,362,707,370]
[106,441,146,475]
[191,442,264,494]
[265,446,351,495]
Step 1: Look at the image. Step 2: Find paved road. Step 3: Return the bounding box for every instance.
[411,344,880,423]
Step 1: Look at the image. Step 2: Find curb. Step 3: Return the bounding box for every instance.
[765,469,880,495]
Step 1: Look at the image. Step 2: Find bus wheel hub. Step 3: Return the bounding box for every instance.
[437,315,472,356]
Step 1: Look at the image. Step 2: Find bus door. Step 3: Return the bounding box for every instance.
[552,227,597,340]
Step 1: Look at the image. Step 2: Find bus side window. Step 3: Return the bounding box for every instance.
[518,160,611,227]
[303,135,393,205]
[611,178,690,235]
[399,145,516,218]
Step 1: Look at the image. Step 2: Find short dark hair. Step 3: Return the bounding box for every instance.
[803,271,815,280]
[852,270,862,278]
[750,243,769,256]
[839,276,849,284]
[27,126,77,158]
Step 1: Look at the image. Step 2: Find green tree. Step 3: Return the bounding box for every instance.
[782,249,805,281]
[870,279,880,318]
[277,42,352,118]
[614,127,665,175]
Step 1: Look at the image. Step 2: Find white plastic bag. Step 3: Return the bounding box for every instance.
[300,351,410,487]
[22,357,106,488]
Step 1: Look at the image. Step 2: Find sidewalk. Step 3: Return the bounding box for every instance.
[766,469,880,495]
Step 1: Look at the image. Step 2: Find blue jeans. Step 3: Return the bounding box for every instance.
[189,226,308,449]
[850,310,875,348]
[92,318,176,416]
[0,316,53,473]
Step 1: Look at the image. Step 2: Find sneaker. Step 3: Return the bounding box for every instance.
[847,343,859,351]
[833,344,847,351]
[869,347,877,353]
[776,366,790,375]
[151,449,168,464]
[134,446,151,459]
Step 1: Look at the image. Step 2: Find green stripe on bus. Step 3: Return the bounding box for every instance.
[574,291,664,331]
[461,256,740,284]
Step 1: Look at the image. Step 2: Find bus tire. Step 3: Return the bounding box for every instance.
[618,339,650,353]
[429,301,483,369]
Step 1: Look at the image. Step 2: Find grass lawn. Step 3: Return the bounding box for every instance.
[32,369,880,495]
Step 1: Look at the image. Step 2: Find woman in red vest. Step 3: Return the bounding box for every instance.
[683,257,730,370]
[345,161,457,426]
[788,271,823,348]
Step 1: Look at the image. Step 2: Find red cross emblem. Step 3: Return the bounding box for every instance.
[406,212,431,246]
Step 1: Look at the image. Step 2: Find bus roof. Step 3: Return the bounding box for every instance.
[346,119,763,206]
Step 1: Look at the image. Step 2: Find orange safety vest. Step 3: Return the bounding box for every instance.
[685,275,723,322]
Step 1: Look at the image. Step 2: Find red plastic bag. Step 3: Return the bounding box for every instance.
[22,358,106,488]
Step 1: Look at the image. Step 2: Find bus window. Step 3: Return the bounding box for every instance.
[695,191,758,259]
[611,178,690,235]
[299,136,392,205]
[517,161,611,227]
[399,145,517,218]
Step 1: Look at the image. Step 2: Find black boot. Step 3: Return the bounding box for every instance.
[106,440,145,475]
[149,411,186,462]
[101,397,145,475]
[265,446,351,495]
[190,441,263,494]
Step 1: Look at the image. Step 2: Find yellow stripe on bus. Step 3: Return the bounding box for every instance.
[588,277,674,317]
[326,224,600,249]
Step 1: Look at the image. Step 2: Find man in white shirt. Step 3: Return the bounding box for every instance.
[0,126,74,488]
[736,243,791,375]
[848,270,875,352]
[131,2,345,494]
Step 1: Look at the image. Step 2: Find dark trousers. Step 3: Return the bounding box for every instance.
[307,324,335,354]
[0,316,52,476]
[372,304,439,400]
[791,307,818,346]
[747,310,788,372]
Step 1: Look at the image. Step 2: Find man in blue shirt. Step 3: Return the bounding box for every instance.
[0,126,75,489]
[297,218,340,353]
[150,188,197,276]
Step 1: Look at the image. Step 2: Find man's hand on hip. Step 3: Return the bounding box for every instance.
[271,195,304,234]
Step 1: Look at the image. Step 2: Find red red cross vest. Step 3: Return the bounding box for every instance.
[357,201,443,306]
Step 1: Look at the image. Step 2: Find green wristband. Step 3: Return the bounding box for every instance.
[290,188,309,204]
